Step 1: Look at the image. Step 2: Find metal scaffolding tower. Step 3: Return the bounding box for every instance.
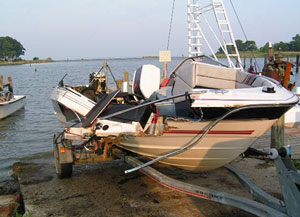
[187,0,243,69]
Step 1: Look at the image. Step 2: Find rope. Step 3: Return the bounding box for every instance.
[167,0,176,50]
[229,0,260,72]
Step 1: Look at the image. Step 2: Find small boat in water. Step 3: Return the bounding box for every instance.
[51,56,298,176]
[0,76,26,120]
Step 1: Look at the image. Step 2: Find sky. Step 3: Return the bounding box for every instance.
[0,0,299,60]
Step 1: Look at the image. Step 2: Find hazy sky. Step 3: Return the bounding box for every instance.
[1,0,299,60]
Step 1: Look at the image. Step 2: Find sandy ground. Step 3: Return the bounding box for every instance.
[12,152,284,217]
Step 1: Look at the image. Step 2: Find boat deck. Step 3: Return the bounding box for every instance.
[251,127,300,159]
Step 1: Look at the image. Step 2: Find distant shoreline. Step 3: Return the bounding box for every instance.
[216,51,300,58]
[0,59,54,66]
[1,52,299,66]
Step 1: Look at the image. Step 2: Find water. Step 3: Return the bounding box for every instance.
[0,57,299,181]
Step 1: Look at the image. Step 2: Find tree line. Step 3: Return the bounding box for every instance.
[217,34,300,54]
[0,36,25,61]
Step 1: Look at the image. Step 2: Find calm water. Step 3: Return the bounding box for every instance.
[0,57,298,181]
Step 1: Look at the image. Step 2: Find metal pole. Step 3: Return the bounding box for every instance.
[296,54,299,73]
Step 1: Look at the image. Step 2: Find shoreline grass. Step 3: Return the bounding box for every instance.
[0,59,54,66]
[216,51,300,58]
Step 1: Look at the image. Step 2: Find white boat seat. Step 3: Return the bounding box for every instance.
[172,59,275,98]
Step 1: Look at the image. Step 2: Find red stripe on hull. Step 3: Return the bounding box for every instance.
[141,171,212,200]
[163,130,254,135]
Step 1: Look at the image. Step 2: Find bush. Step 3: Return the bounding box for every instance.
[33,57,39,61]
[12,57,23,62]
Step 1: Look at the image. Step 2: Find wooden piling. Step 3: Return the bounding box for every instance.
[235,56,238,68]
[124,71,129,82]
[0,75,3,91]
[268,43,273,61]
[243,56,246,69]
[264,55,267,65]
[296,54,299,73]
[271,115,285,149]
[116,80,123,89]
[103,60,108,91]
[163,62,167,79]
[121,71,129,92]
[7,77,13,92]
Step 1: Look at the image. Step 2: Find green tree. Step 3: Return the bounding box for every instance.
[273,41,290,51]
[290,34,300,51]
[217,44,235,54]
[235,39,245,51]
[260,42,269,53]
[216,39,258,54]
[0,36,25,61]
[260,34,300,52]
[243,40,258,51]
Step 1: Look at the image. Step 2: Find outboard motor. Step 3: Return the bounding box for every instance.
[132,64,161,99]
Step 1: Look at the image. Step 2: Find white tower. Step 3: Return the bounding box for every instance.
[187,0,242,69]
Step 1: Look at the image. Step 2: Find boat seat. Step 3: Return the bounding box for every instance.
[236,71,274,88]
[172,59,275,96]
[172,59,238,101]
[0,91,12,102]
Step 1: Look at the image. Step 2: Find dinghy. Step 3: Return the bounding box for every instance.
[0,76,26,120]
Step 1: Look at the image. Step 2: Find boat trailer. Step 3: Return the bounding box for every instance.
[123,147,300,217]
[54,131,300,216]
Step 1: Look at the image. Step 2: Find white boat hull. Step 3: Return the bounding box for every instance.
[50,57,299,172]
[51,86,96,125]
[0,95,26,120]
[118,119,276,170]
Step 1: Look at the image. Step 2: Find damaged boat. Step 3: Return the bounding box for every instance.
[51,56,298,178]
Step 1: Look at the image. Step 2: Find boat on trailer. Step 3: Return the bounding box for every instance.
[51,0,298,177]
[51,55,298,176]
[0,76,26,120]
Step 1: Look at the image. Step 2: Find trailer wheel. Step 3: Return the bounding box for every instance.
[53,134,73,179]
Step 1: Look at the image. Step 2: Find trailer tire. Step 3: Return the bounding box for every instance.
[53,135,73,179]
[56,162,72,179]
